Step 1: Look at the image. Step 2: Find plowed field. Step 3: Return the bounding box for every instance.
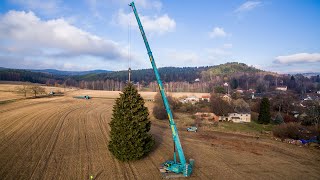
[0,93,319,179]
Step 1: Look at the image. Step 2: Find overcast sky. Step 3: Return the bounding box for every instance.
[0,0,319,73]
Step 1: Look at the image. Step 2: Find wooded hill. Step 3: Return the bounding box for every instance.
[30,69,110,76]
[1,62,264,83]
[3,62,318,93]
[201,62,266,82]
[77,66,210,83]
[0,68,65,84]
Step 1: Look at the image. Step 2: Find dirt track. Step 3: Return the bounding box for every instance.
[0,96,320,180]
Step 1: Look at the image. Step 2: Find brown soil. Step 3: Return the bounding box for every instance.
[0,91,319,179]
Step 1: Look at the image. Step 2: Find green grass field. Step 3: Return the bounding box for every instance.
[214,121,274,135]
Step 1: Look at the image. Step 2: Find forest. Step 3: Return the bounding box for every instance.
[1,62,320,93]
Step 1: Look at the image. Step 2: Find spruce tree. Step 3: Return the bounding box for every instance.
[258,97,271,124]
[108,83,154,161]
[274,113,284,125]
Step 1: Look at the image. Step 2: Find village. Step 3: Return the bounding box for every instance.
[150,80,320,128]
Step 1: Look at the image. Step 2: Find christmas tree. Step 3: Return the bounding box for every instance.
[108,83,154,161]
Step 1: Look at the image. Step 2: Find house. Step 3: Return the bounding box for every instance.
[219,113,251,123]
[298,113,308,119]
[200,95,210,102]
[251,93,264,99]
[194,78,200,82]
[290,111,300,118]
[236,89,244,93]
[317,91,320,94]
[180,95,199,104]
[276,86,288,91]
[248,89,256,93]
[251,93,255,99]
[303,95,312,101]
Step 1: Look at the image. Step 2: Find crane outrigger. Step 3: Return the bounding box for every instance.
[129,1,194,178]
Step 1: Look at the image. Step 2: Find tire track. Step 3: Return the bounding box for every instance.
[85,104,111,180]
[0,103,73,179]
[0,97,67,138]
[0,97,62,113]
[83,104,95,180]
[97,104,127,180]
[0,106,60,172]
[0,104,60,149]
[19,104,73,178]
[27,104,77,179]
[29,104,84,180]
[43,103,86,180]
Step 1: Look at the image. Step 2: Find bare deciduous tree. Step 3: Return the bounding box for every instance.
[210,93,233,116]
[15,82,30,97]
[29,85,46,98]
[233,98,250,113]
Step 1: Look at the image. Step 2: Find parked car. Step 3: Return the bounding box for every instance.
[187,126,197,132]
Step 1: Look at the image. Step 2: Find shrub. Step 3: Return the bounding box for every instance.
[251,112,259,122]
[153,104,168,120]
[194,100,211,112]
[152,92,177,120]
[179,103,195,113]
[210,93,233,116]
[283,114,296,123]
[272,123,319,140]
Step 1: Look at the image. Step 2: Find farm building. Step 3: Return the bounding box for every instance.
[236,89,244,93]
[276,86,288,91]
[219,113,251,123]
[180,95,199,104]
[200,95,210,102]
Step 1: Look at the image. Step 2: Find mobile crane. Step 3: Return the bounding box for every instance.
[129,1,194,178]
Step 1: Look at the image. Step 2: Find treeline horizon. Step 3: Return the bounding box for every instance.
[1,62,319,93]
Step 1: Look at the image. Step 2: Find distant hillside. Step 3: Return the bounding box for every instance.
[0,63,268,84]
[1,63,319,93]
[200,62,272,82]
[29,69,111,76]
[203,62,262,76]
[0,68,64,84]
[76,62,270,83]
[300,72,320,78]
[76,66,211,83]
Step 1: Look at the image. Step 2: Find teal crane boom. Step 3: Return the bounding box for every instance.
[129,1,194,177]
